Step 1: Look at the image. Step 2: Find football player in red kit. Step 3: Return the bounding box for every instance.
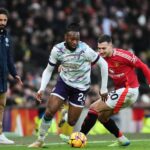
[79,34,150,146]
[60,34,150,146]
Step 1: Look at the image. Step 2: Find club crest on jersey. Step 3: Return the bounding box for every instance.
[114,62,119,67]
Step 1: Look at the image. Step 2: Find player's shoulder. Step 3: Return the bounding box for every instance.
[78,41,95,53]
[51,42,66,54]
[114,48,134,58]
[54,41,65,49]
[114,48,124,52]
[113,48,137,63]
[78,41,90,49]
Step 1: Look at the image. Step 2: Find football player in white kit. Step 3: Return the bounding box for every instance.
[28,22,108,148]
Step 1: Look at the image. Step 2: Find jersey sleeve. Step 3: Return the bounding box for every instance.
[126,51,150,85]
[85,44,99,63]
[48,46,58,65]
[96,57,108,94]
[134,58,150,85]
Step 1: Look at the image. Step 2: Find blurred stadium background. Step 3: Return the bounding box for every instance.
[1,0,150,137]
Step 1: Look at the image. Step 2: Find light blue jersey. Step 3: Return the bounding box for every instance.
[49,41,99,91]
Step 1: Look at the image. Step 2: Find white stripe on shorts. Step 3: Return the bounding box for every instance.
[51,93,65,100]
[69,101,84,108]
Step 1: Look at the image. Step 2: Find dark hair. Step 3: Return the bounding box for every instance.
[0,8,9,17]
[66,21,80,33]
[98,34,112,43]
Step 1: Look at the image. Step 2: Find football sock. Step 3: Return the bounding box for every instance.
[38,114,52,141]
[63,110,68,122]
[80,109,98,135]
[101,118,122,138]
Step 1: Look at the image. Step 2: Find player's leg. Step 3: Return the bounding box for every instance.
[29,77,68,147]
[60,89,122,143]
[98,111,121,137]
[67,103,83,126]
[0,93,14,144]
[98,111,130,146]
[58,87,99,128]
[59,104,85,143]
[80,99,111,134]
[60,88,88,142]
[80,87,130,135]
[39,95,64,140]
[101,87,139,146]
[73,88,100,132]
[28,95,64,148]
[67,87,89,126]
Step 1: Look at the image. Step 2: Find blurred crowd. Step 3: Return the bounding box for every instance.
[0,0,150,107]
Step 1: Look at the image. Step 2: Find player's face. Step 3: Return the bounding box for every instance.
[65,31,80,49]
[97,42,113,57]
[0,14,8,30]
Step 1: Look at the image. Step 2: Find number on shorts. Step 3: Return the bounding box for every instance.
[78,93,85,102]
[110,93,118,100]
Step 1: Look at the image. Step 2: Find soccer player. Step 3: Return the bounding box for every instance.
[80,34,150,146]
[28,23,108,148]
[0,8,23,144]
[60,34,150,146]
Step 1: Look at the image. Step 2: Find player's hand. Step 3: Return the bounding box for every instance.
[15,75,23,85]
[99,91,108,102]
[35,90,44,103]
[58,65,62,72]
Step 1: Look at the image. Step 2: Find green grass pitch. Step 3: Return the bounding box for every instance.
[0,133,150,150]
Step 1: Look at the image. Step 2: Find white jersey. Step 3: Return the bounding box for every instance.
[49,41,99,90]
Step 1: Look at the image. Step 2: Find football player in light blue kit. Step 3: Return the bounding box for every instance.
[29,22,108,148]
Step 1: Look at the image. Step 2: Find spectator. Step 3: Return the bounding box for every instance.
[0,8,22,144]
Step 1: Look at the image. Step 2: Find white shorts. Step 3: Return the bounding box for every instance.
[106,87,139,113]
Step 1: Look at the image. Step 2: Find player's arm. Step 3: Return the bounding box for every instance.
[85,44,108,101]
[39,63,55,92]
[36,47,58,102]
[96,56,108,101]
[134,57,150,86]
[127,51,150,86]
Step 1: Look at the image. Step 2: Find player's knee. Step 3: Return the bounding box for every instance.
[68,119,76,126]
[45,109,55,118]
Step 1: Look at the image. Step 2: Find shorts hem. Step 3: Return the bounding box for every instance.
[51,93,65,100]
[105,102,114,109]
[69,102,84,108]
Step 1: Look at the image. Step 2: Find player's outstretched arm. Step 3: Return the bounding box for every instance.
[134,57,150,87]
[96,57,108,101]
[124,51,150,87]
[39,64,55,91]
[36,64,55,102]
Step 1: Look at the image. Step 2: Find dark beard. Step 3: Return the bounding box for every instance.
[0,25,5,29]
[65,42,76,51]
[0,26,6,35]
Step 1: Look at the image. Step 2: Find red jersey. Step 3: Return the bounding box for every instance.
[104,48,150,89]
